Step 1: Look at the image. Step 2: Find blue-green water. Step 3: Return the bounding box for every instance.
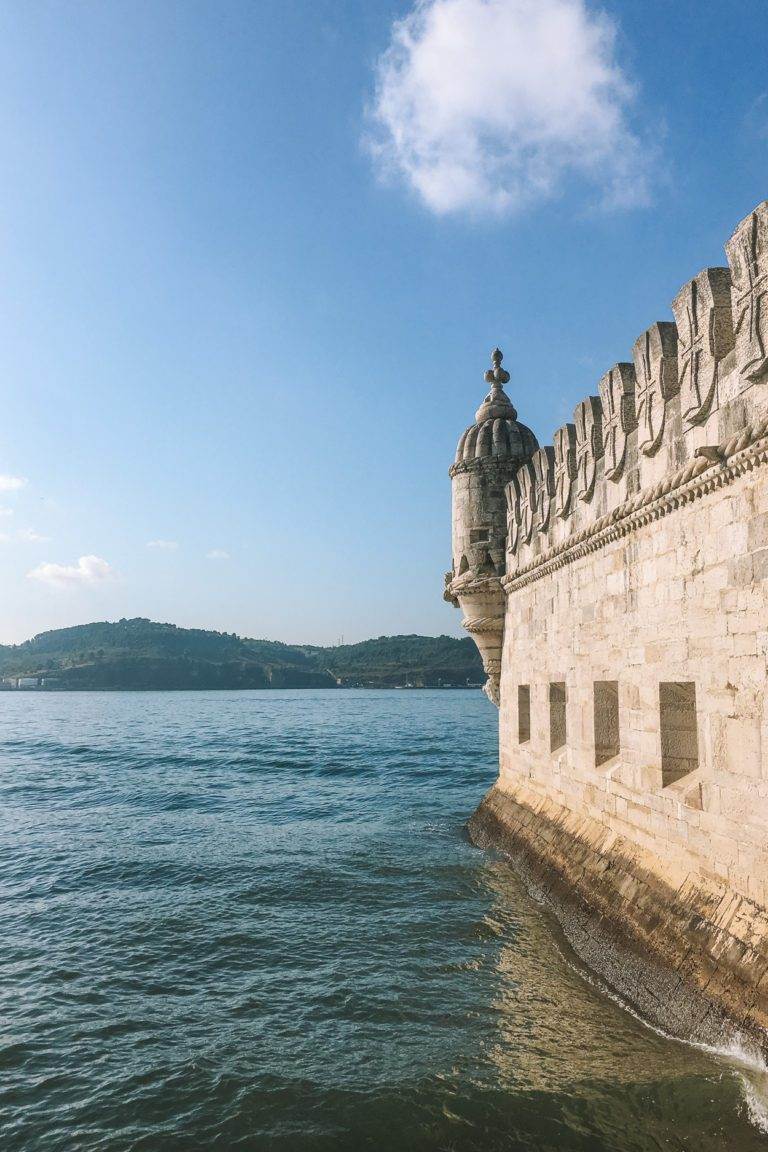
[1,689,767,1151]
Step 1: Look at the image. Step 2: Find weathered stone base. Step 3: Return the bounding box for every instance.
[468,781,768,1055]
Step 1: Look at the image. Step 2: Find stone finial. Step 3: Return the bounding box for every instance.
[475,346,517,422]
[725,201,768,382]
[532,446,556,530]
[672,268,734,426]
[554,424,578,519]
[574,396,604,502]
[632,322,679,456]
[484,347,511,390]
[599,363,637,481]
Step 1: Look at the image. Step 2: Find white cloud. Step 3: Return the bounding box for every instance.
[147,539,179,551]
[0,475,27,492]
[27,554,115,589]
[0,506,14,518]
[206,549,230,561]
[17,528,50,543]
[368,0,650,216]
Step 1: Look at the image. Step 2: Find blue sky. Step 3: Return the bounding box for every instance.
[0,0,765,645]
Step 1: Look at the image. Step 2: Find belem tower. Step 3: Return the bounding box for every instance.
[445,198,768,1050]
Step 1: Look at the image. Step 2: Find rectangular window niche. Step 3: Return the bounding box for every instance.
[518,685,531,744]
[549,682,567,752]
[593,681,620,767]
[659,682,699,787]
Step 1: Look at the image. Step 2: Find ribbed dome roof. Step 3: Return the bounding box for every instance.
[455,348,538,464]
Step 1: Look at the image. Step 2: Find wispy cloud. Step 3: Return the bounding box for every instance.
[147,539,179,551]
[0,506,14,518]
[368,0,650,216]
[27,554,115,589]
[17,528,50,543]
[0,475,27,492]
[206,549,230,561]
[744,92,768,142]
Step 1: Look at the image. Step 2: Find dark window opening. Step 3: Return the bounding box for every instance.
[518,685,531,743]
[549,682,567,752]
[594,681,620,766]
[660,682,699,786]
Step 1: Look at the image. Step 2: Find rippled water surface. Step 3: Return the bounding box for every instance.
[1,689,767,1151]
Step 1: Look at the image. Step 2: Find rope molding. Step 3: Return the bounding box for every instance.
[461,616,504,634]
[501,415,768,596]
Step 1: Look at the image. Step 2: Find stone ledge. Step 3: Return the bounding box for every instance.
[468,781,768,1053]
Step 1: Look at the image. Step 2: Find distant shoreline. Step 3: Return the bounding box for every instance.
[0,684,483,694]
[0,619,484,693]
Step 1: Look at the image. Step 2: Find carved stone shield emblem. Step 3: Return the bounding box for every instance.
[505,477,521,553]
[532,446,556,531]
[553,424,577,519]
[671,267,734,425]
[725,201,768,382]
[516,462,537,545]
[574,397,604,502]
[599,363,636,481]
[632,322,679,456]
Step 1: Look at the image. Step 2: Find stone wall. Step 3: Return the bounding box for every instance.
[454,199,768,1045]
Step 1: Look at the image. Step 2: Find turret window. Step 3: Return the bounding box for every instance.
[470,528,490,543]
[593,681,620,766]
[549,682,567,751]
[518,685,531,743]
[659,682,699,786]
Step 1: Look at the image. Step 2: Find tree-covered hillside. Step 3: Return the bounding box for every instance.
[0,619,483,690]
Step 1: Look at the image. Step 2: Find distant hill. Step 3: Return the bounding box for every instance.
[0,619,484,691]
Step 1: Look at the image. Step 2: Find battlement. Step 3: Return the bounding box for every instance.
[505,200,768,581]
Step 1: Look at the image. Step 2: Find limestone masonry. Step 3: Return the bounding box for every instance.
[446,199,768,1050]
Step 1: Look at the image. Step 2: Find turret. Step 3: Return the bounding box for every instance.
[445,348,538,704]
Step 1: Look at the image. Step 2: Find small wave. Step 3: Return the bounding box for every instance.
[741,1074,768,1134]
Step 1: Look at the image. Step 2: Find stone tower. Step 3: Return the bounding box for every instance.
[445,348,538,703]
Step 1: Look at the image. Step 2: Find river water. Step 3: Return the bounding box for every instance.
[1,688,767,1151]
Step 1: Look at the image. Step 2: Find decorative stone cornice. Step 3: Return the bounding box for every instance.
[444,573,502,602]
[461,616,504,634]
[502,415,768,594]
[449,454,519,479]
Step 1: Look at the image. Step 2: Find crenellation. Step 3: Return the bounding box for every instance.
[672,267,734,427]
[725,200,768,383]
[633,321,679,458]
[553,423,577,521]
[574,396,604,503]
[532,446,555,532]
[599,362,637,482]
[515,461,537,548]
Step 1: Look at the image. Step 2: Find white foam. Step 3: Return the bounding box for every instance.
[556,941,768,1133]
